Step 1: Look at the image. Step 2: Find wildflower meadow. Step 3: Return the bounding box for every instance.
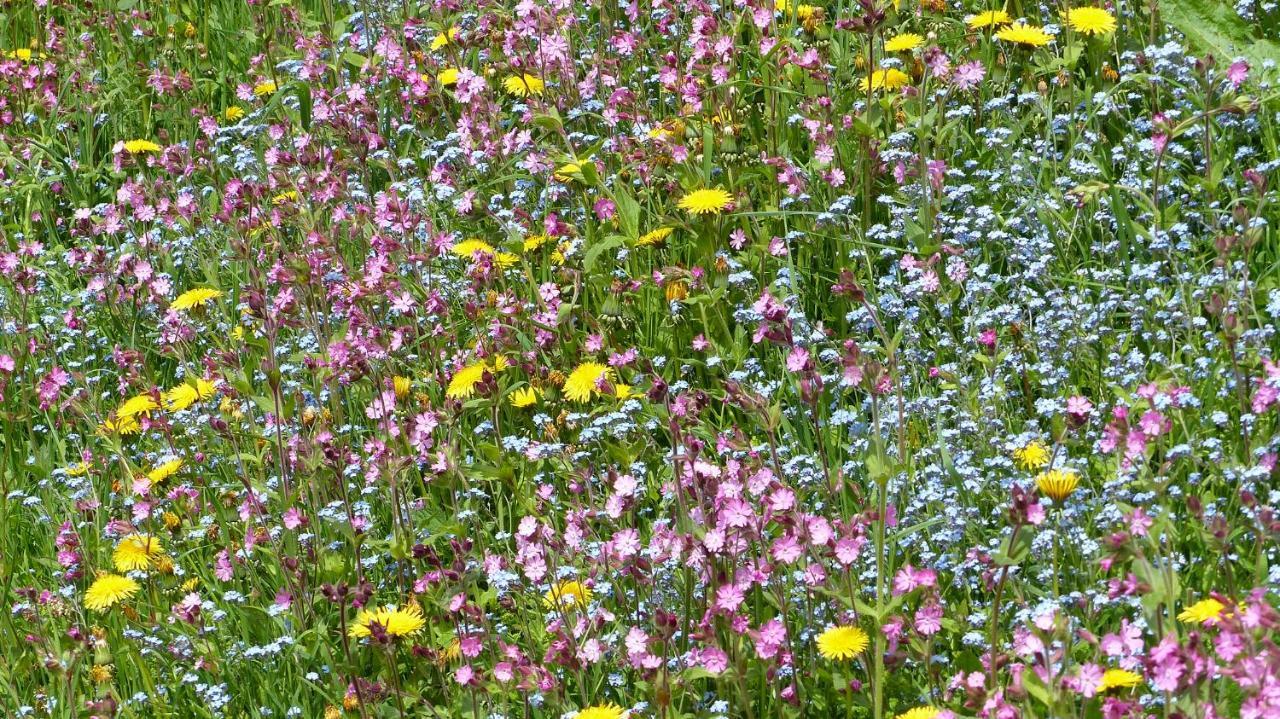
[2,0,1279,717]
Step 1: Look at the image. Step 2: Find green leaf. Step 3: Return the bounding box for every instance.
[702,123,714,183]
[994,530,1032,567]
[680,666,735,683]
[1021,669,1053,706]
[611,185,641,240]
[1161,0,1280,80]
[583,234,627,274]
[292,82,312,131]
[532,110,563,132]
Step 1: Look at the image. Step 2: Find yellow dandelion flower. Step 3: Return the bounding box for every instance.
[84,574,140,611]
[113,534,165,573]
[576,705,626,719]
[146,458,184,485]
[677,187,734,215]
[858,68,911,92]
[193,376,216,396]
[614,384,635,400]
[447,362,489,399]
[797,4,820,20]
[966,9,1011,29]
[170,288,223,312]
[554,162,583,182]
[438,67,460,86]
[1064,6,1116,35]
[816,625,869,660]
[884,32,924,53]
[439,636,463,663]
[451,238,495,257]
[544,580,593,609]
[348,604,427,638]
[511,386,539,408]
[117,393,160,419]
[162,512,181,531]
[163,378,212,412]
[1178,598,1226,625]
[524,234,552,252]
[431,26,460,51]
[164,384,199,412]
[1035,468,1080,503]
[1012,440,1051,470]
[503,73,545,97]
[7,48,34,62]
[393,375,412,399]
[895,708,941,719]
[153,554,173,575]
[995,23,1053,47]
[450,239,517,268]
[253,80,277,97]
[123,140,162,154]
[98,416,141,436]
[636,227,674,247]
[66,461,91,477]
[89,664,113,684]
[224,106,245,122]
[1098,668,1143,692]
[563,362,612,402]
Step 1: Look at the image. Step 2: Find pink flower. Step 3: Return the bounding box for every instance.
[612,528,641,559]
[1066,395,1093,419]
[283,508,306,530]
[772,534,804,564]
[914,602,943,635]
[716,582,745,613]
[1128,507,1153,537]
[1150,658,1183,692]
[1253,383,1278,413]
[754,618,788,660]
[1072,663,1105,698]
[214,550,234,581]
[698,646,730,674]
[953,61,985,89]
[893,564,937,595]
[37,367,71,410]
[786,346,811,372]
[1138,410,1168,437]
[835,537,863,565]
[1101,619,1144,657]
[1227,60,1249,88]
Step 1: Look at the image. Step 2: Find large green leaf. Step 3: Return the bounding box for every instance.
[1161,0,1280,80]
